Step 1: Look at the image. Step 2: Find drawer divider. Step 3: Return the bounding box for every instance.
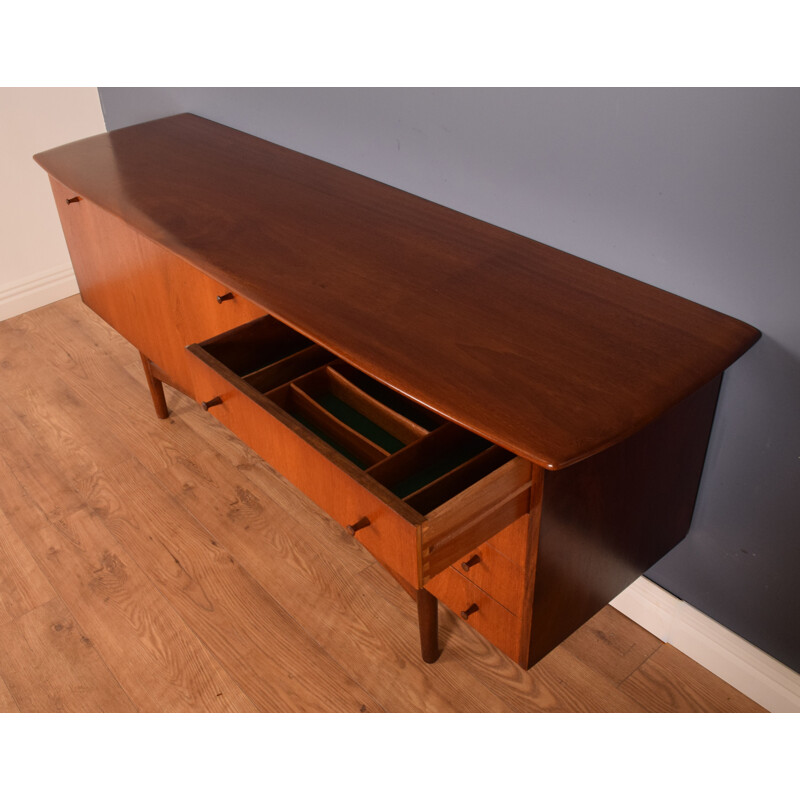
[282,384,390,468]
[366,423,471,493]
[199,315,313,376]
[243,344,336,393]
[189,315,531,595]
[322,365,428,443]
[328,361,446,432]
[402,445,514,514]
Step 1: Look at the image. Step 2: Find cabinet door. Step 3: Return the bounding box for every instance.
[51,177,264,398]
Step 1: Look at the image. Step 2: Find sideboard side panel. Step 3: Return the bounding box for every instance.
[527,375,723,666]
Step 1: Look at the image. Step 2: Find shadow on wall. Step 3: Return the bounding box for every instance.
[647,334,800,670]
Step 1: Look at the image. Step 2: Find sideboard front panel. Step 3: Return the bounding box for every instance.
[51,176,264,398]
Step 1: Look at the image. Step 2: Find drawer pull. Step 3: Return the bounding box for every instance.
[461,554,481,572]
[201,396,223,411]
[65,196,81,204]
[216,292,234,303]
[346,516,371,536]
[460,603,479,620]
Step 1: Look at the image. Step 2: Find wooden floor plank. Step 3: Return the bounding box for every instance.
[619,644,766,712]
[528,646,648,713]
[0,298,765,713]
[0,311,377,711]
[144,426,515,711]
[0,507,56,626]
[46,295,141,368]
[0,674,19,713]
[178,402,648,712]
[559,605,662,686]
[0,315,380,711]
[0,450,256,713]
[0,597,136,712]
[0,311,133,482]
[25,307,488,710]
[49,301,373,579]
[363,562,647,712]
[95,458,382,712]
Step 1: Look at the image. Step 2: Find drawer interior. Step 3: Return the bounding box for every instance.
[201,315,315,377]
[191,315,517,513]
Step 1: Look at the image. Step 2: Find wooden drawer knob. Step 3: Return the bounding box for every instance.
[65,196,81,204]
[216,292,234,303]
[201,396,223,410]
[461,554,481,572]
[346,516,370,535]
[460,603,479,620]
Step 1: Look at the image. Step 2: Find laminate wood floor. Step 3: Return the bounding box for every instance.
[0,297,764,713]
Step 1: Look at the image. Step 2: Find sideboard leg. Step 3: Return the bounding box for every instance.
[417,587,440,663]
[139,352,169,419]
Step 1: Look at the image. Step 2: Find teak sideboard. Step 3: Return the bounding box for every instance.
[34,114,761,669]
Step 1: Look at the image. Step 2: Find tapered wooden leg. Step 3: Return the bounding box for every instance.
[139,352,169,419]
[417,587,440,663]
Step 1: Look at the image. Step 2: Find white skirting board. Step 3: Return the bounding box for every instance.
[611,577,800,712]
[0,264,79,322]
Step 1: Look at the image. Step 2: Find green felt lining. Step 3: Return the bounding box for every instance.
[389,438,492,499]
[290,410,369,471]
[333,367,442,430]
[290,396,495,504]
[315,392,405,454]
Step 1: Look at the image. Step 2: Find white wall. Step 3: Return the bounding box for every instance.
[0,88,106,320]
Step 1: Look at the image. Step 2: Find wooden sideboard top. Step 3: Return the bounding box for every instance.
[34,113,760,469]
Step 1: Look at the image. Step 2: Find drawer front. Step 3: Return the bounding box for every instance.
[419,460,531,583]
[484,515,531,567]
[452,531,526,616]
[425,568,523,663]
[167,271,265,398]
[192,360,422,587]
[189,314,533,593]
[166,267,265,346]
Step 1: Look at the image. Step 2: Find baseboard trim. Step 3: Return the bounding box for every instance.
[611,577,800,713]
[0,264,79,321]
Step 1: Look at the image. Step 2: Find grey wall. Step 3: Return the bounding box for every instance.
[98,88,800,671]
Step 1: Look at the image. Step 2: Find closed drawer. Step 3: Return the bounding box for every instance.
[452,535,526,616]
[166,268,266,345]
[425,567,523,662]
[188,315,534,589]
[167,272,265,399]
[484,515,530,567]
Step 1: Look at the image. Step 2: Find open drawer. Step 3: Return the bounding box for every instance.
[187,315,533,589]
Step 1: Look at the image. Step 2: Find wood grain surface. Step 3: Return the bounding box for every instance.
[0,598,135,712]
[0,297,764,712]
[33,114,760,469]
[47,175,264,402]
[424,566,523,662]
[0,674,20,713]
[0,507,55,627]
[618,642,765,712]
[96,458,382,712]
[449,539,526,617]
[527,374,724,666]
